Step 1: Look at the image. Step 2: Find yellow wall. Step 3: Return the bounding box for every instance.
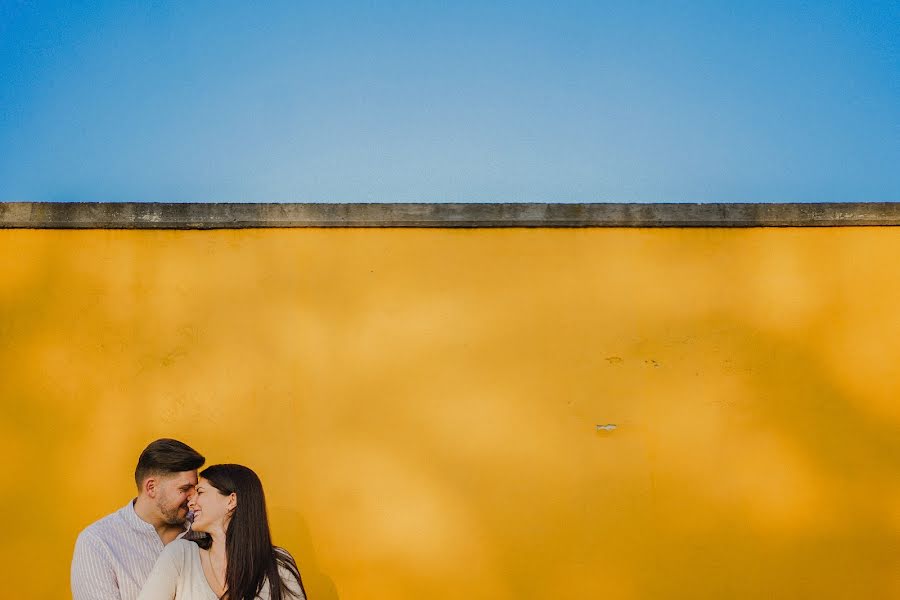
[1,228,898,599]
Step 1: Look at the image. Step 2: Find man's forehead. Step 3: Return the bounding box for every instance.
[162,470,198,486]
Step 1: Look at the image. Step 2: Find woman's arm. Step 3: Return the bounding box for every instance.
[136,541,184,600]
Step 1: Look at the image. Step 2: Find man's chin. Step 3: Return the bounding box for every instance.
[164,510,189,526]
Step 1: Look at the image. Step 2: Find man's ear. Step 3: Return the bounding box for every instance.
[143,477,157,498]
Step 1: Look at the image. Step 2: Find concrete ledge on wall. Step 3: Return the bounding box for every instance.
[1,202,899,228]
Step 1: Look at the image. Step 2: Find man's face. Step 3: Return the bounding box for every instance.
[154,470,198,526]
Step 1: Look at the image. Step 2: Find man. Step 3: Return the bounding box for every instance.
[71,438,205,600]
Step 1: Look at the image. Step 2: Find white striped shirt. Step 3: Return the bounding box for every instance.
[71,500,193,600]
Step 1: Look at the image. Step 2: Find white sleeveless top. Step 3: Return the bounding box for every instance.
[137,539,305,600]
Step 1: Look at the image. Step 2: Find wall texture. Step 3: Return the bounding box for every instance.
[1,222,899,598]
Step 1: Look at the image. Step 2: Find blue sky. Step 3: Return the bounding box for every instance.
[0,1,897,203]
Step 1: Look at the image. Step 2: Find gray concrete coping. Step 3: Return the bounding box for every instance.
[1,202,899,229]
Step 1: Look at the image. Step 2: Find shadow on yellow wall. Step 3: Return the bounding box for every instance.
[0,228,898,599]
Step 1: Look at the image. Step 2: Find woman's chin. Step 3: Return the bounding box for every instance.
[190,521,208,533]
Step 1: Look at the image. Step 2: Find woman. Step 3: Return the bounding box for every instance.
[138,464,307,600]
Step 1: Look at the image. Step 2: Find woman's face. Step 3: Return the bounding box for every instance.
[188,477,235,533]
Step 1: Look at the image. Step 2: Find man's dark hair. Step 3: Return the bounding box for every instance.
[134,438,205,491]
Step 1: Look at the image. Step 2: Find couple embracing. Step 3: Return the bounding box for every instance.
[71,439,306,600]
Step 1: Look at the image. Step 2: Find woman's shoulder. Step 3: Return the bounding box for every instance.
[273,548,305,599]
[161,538,199,562]
[274,546,295,562]
[274,547,299,575]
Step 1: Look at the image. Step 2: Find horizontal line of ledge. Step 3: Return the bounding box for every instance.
[1,202,900,228]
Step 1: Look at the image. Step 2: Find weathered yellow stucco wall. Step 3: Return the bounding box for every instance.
[1,227,898,599]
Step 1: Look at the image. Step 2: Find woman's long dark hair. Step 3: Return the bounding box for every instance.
[198,464,307,600]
